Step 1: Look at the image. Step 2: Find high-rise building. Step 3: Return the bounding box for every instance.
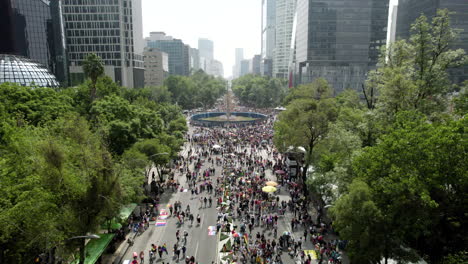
[0,0,68,85]
[146,33,190,76]
[396,0,468,85]
[251,55,262,75]
[233,48,244,78]
[240,59,251,77]
[261,58,273,77]
[294,0,389,93]
[262,0,276,60]
[143,48,168,87]
[198,38,214,61]
[209,60,224,78]
[62,0,144,88]
[189,47,200,72]
[273,0,297,79]
[388,4,398,45]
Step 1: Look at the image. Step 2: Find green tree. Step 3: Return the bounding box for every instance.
[368,10,466,119]
[0,83,74,126]
[352,112,467,262]
[274,79,338,183]
[330,180,387,264]
[232,74,287,107]
[82,53,104,101]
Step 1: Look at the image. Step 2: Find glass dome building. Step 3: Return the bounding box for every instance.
[0,54,60,88]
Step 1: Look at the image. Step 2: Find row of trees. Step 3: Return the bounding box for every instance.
[274,10,467,264]
[0,54,189,262]
[151,70,227,110]
[231,74,288,108]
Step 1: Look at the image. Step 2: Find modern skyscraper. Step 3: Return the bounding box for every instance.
[189,47,200,72]
[273,0,297,79]
[0,0,68,85]
[233,48,244,78]
[62,0,145,88]
[251,55,262,75]
[143,48,168,87]
[209,60,224,78]
[388,4,398,45]
[146,33,190,76]
[198,38,214,61]
[396,0,468,85]
[294,0,389,93]
[240,59,251,77]
[261,0,276,59]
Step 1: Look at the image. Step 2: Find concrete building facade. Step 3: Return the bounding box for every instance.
[146,34,190,76]
[62,0,144,88]
[143,48,168,87]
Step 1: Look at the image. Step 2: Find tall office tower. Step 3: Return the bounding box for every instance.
[251,55,262,75]
[233,48,244,78]
[146,33,190,76]
[62,0,144,88]
[388,4,398,45]
[209,60,224,78]
[143,48,168,87]
[240,59,251,77]
[198,38,214,61]
[189,47,200,72]
[273,0,297,79]
[396,0,468,85]
[294,0,389,93]
[0,0,68,85]
[262,0,276,59]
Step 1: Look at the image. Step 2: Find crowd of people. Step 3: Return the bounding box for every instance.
[127,105,346,263]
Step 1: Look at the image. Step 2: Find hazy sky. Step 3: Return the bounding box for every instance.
[141,0,399,79]
[142,0,261,78]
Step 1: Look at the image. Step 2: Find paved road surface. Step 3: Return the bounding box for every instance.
[116,123,348,264]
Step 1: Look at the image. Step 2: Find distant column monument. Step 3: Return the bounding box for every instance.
[225,90,232,120]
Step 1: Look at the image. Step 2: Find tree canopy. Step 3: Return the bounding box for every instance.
[231,74,288,108]
[273,10,467,263]
[0,60,194,262]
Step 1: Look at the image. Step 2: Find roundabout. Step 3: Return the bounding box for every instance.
[190,112,268,126]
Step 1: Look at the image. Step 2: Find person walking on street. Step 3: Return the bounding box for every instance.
[158,246,163,258]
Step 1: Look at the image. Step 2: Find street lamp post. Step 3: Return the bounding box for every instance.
[74,234,100,264]
[148,152,169,183]
[45,234,100,264]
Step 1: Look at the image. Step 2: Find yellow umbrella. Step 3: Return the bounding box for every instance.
[262,186,277,193]
[265,181,278,187]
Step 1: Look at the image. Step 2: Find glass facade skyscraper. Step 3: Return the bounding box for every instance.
[396,0,468,85]
[273,0,296,79]
[0,0,68,85]
[198,38,214,61]
[294,0,389,93]
[262,0,276,60]
[147,39,190,76]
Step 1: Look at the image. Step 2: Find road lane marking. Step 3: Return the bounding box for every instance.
[195,242,199,259]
